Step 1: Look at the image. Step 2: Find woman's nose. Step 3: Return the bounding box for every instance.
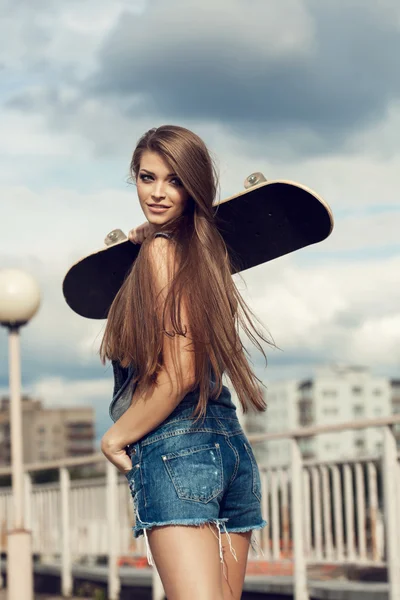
[152,183,167,198]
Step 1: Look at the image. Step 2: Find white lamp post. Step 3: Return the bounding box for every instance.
[0,269,41,600]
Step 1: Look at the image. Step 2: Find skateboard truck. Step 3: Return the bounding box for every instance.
[104,229,127,247]
[244,172,267,189]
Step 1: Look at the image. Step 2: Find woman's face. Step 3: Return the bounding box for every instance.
[136,151,190,227]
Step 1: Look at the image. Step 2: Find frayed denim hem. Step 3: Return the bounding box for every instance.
[225,519,268,533]
[133,516,229,539]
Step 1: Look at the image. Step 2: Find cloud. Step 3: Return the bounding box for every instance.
[0,0,142,73]
[4,1,400,159]
[240,254,400,377]
[0,184,147,261]
[82,1,400,150]
[30,376,111,408]
[321,210,400,254]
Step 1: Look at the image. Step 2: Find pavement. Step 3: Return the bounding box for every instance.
[0,562,391,600]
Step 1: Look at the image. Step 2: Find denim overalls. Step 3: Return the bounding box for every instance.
[109,359,266,565]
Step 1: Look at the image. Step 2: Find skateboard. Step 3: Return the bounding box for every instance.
[63,173,334,319]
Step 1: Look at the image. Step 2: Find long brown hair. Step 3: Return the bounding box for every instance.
[100,125,273,417]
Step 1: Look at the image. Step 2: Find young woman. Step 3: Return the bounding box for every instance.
[100,125,271,600]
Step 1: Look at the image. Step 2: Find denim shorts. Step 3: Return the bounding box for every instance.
[124,394,267,546]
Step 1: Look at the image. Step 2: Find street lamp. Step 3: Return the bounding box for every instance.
[0,269,41,600]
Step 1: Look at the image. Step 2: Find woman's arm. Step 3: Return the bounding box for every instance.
[101,236,195,472]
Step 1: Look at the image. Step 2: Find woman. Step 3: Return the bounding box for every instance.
[100,125,271,599]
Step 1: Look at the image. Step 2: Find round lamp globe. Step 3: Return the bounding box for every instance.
[0,269,41,327]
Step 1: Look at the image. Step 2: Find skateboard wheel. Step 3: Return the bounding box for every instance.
[104,229,128,246]
[244,172,267,189]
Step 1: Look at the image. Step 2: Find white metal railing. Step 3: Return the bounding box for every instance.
[0,416,400,600]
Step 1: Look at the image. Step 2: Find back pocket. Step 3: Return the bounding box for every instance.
[162,443,223,503]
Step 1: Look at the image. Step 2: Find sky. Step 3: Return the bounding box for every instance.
[1,0,399,444]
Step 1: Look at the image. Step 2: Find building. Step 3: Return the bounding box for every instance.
[0,395,95,466]
[245,365,393,466]
[391,379,400,448]
[245,379,298,465]
[392,380,400,414]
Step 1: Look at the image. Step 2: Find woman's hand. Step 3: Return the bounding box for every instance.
[101,430,133,474]
[128,221,156,244]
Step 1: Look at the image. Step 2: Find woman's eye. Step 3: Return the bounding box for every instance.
[139,173,152,182]
[170,178,182,187]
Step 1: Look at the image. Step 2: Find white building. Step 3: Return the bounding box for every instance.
[245,365,393,466]
[0,395,95,466]
[245,379,299,466]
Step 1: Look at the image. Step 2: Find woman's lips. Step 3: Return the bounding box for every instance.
[147,205,170,213]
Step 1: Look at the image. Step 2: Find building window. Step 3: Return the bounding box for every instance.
[67,421,93,430]
[298,400,313,426]
[353,405,364,417]
[322,390,337,398]
[322,407,338,416]
[354,438,365,449]
[352,386,363,395]
[37,426,45,435]
[373,388,382,396]
[325,443,340,451]
[298,436,315,459]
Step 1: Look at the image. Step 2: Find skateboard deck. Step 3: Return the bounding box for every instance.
[63,174,333,319]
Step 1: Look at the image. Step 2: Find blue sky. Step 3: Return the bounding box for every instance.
[1,0,399,444]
